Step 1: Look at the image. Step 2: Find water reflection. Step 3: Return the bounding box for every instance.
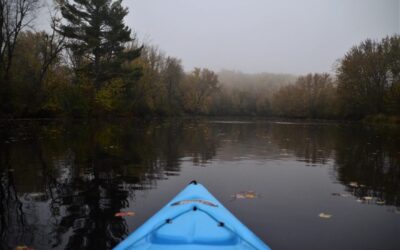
[334,125,400,206]
[268,123,337,165]
[0,119,219,249]
[0,119,399,249]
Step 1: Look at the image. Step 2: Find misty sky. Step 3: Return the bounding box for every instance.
[37,0,399,75]
[125,0,398,75]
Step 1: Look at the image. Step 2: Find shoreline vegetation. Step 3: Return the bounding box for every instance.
[1,115,399,127]
[0,0,399,125]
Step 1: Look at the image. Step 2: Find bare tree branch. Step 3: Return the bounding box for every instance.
[0,0,40,83]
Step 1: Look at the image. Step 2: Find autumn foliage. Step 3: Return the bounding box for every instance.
[0,0,399,121]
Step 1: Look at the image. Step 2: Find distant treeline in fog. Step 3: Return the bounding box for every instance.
[1,0,399,120]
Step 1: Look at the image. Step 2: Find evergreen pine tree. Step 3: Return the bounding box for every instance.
[57,0,141,88]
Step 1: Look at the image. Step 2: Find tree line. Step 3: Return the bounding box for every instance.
[1,0,399,120]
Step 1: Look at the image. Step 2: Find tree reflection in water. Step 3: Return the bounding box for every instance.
[0,119,399,249]
[0,119,218,249]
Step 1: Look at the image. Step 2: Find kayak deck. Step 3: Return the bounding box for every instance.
[114,181,271,250]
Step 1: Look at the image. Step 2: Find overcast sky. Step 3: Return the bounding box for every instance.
[123,0,398,75]
[38,0,399,75]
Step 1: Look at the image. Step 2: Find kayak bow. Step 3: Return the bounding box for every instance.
[114,181,271,250]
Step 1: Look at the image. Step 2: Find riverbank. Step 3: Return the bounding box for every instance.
[1,114,400,126]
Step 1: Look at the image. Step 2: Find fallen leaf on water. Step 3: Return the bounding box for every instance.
[349,182,359,188]
[319,213,332,219]
[244,193,257,199]
[15,246,34,250]
[376,200,385,205]
[232,191,259,200]
[363,196,373,201]
[115,211,135,217]
[30,193,45,198]
[234,193,245,199]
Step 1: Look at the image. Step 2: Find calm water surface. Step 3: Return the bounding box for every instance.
[0,119,399,250]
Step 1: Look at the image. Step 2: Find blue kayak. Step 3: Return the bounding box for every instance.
[114,181,271,250]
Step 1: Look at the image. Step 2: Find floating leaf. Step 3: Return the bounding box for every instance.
[234,193,246,199]
[30,193,44,198]
[244,193,256,199]
[15,246,34,250]
[349,182,358,188]
[232,191,259,200]
[375,200,385,205]
[363,196,373,201]
[319,213,332,219]
[115,211,135,217]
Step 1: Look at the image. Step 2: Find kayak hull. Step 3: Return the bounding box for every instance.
[114,182,271,250]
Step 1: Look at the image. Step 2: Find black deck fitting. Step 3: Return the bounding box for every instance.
[189,180,198,185]
[193,206,198,211]
[218,222,225,227]
[166,218,172,224]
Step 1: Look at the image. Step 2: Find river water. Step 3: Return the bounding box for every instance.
[0,119,399,250]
